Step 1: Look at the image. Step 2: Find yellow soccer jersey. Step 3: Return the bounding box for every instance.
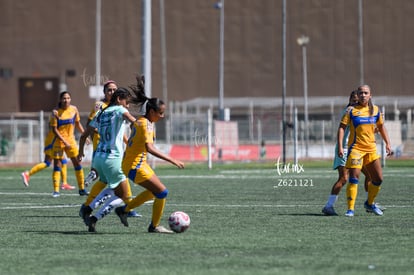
[340,104,383,152]
[44,115,57,156]
[50,105,81,149]
[88,101,109,121]
[123,116,155,169]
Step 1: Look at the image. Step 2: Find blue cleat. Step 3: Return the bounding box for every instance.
[128,210,142,218]
[79,189,89,196]
[364,201,383,216]
[345,210,354,217]
[322,206,338,216]
[52,192,60,198]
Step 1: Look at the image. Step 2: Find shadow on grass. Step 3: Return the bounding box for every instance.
[277,213,328,216]
[23,230,128,235]
[22,215,79,218]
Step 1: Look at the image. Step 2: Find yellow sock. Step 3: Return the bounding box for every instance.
[85,181,106,206]
[29,162,47,176]
[61,163,67,184]
[125,179,133,204]
[346,183,358,210]
[125,190,154,212]
[151,198,166,228]
[367,184,381,205]
[75,168,85,189]
[52,170,61,192]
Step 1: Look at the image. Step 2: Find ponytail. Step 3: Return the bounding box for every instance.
[130,75,165,115]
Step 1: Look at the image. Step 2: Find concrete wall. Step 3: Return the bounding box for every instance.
[0,0,413,113]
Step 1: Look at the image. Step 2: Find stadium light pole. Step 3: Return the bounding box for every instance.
[281,0,287,164]
[215,0,225,120]
[142,0,152,97]
[358,0,364,85]
[95,0,101,88]
[297,35,310,158]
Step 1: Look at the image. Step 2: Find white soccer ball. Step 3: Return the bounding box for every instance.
[168,211,190,233]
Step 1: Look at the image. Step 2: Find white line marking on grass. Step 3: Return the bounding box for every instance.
[1,203,409,211]
[0,204,81,210]
[0,192,79,196]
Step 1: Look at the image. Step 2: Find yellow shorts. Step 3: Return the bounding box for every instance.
[346,148,379,169]
[52,140,79,159]
[122,162,155,184]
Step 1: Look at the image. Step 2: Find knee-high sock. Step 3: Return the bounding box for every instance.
[125,179,133,204]
[151,198,166,228]
[29,162,47,176]
[346,183,358,211]
[74,166,85,189]
[367,182,381,205]
[95,197,123,220]
[52,167,61,192]
[90,188,115,210]
[125,190,154,212]
[85,181,107,206]
[61,159,68,184]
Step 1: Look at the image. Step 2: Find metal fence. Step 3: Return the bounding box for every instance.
[1,107,413,164]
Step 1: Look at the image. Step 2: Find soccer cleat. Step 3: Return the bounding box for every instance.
[148,224,174,234]
[345,210,354,217]
[127,210,142,218]
[365,202,386,212]
[81,205,93,226]
[373,202,386,212]
[61,183,75,190]
[78,189,89,196]
[322,206,338,216]
[79,204,86,218]
[21,171,30,187]
[88,216,98,233]
[52,192,60,198]
[364,201,383,216]
[84,170,98,187]
[115,206,129,227]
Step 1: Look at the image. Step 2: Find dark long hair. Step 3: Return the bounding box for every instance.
[95,87,131,122]
[58,91,71,108]
[129,75,164,115]
[347,90,358,107]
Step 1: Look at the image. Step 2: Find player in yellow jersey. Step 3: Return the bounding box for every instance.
[338,85,393,216]
[50,91,87,197]
[78,80,140,220]
[21,111,71,189]
[115,76,185,234]
[322,91,384,216]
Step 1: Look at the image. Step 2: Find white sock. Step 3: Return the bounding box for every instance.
[90,188,115,210]
[95,197,123,220]
[326,195,338,207]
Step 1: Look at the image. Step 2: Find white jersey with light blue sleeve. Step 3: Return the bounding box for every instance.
[89,105,129,159]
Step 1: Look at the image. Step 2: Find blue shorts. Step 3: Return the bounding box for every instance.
[332,149,347,170]
[92,156,126,189]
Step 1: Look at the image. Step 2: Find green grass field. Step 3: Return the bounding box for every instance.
[0,160,413,275]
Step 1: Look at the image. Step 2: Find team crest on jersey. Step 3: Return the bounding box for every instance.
[146,122,154,132]
[351,158,362,166]
[94,102,104,112]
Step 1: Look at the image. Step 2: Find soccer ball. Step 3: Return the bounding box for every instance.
[168,211,190,233]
